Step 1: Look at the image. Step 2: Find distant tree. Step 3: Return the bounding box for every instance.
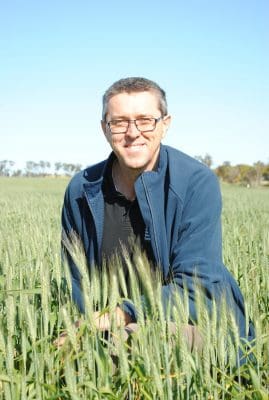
[253,161,264,186]
[12,169,23,177]
[0,160,8,176]
[38,160,51,176]
[215,161,269,187]
[226,165,240,184]
[62,163,71,176]
[262,164,269,181]
[54,162,63,175]
[236,162,265,187]
[245,166,258,187]
[0,160,15,176]
[215,162,242,184]
[25,161,39,176]
[236,164,254,186]
[195,153,213,168]
[73,163,82,174]
[62,163,82,176]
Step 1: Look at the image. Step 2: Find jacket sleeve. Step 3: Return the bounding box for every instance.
[160,169,250,339]
[61,184,85,313]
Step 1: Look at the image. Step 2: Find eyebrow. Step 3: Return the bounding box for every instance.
[110,114,155,119]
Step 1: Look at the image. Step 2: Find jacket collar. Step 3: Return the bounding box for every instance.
[82,144,167,199]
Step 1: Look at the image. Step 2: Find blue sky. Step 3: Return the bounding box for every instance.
[0,0,268,169]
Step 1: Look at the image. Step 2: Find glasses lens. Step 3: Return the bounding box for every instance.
[108,118,158,133]
[136,118,155,131]
[109,120,128,133]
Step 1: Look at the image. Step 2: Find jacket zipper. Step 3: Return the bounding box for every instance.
[141,175,161,265]
[84,190,102,265]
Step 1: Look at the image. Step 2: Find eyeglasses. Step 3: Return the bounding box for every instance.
[106,117,163,134]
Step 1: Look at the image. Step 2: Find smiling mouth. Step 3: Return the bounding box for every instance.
[125,143,145,148]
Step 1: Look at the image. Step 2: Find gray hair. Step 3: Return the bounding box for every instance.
[102,77,168,120]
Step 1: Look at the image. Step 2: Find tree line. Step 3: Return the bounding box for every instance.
[0,160,82,177]
[1,156,269,187]
[195,154,269,187]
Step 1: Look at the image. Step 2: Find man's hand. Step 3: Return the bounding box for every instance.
[93,306,132,331]
[53,319,81,348]
[53,307,132,347]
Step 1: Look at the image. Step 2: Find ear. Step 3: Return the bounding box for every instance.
[101,120,110,142]
[161,115,171,139]
[101,120,106,134]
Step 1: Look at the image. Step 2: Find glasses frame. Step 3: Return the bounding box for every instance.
[106,116,163,134]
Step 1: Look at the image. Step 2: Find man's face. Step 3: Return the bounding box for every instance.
[102,91,171,172]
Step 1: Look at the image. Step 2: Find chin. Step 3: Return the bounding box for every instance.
[125,162,152,173]
[117,150,156,171]
[125,163,144,171]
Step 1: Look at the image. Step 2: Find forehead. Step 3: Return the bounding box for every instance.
[107,91,160,116]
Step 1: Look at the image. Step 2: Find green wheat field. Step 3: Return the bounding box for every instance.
[0,177,268,399]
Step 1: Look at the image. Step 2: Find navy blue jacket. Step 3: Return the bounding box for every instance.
[62,145,254,342]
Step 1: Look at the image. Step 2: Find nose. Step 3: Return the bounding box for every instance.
[125,120,140,137]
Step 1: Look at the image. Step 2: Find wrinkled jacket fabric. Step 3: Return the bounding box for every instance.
[62,145,254,342]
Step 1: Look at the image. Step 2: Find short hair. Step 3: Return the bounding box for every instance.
[102,77,168,120]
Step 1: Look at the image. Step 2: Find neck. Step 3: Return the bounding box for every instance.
[112,161,139,201]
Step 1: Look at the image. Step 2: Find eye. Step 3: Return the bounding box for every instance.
[137,118,152,125]
[110,120,128,127]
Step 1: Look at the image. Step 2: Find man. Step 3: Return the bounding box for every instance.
[60,77,254,349]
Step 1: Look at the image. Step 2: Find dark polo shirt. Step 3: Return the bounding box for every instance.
[101,162,154,267]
